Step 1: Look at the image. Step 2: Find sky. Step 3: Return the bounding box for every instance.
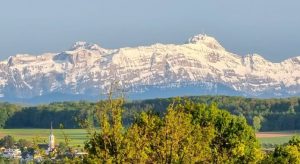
[0,0,300,62]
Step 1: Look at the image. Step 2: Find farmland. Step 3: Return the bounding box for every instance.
[1,129,299,148]
[0,129,88,147]
[256,131,298,147]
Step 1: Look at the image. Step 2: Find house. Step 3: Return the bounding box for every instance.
[2,148,22,159]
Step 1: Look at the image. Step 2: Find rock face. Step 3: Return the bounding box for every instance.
[0,34,300,103]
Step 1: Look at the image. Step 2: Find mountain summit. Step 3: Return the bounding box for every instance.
[187,34,225,50]
[0,34,299,103]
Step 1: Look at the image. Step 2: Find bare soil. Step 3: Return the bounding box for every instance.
[256,132,293,138]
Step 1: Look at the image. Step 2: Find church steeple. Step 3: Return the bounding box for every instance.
[48,122,55,152]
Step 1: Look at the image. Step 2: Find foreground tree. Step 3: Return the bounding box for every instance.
[175,100,263,163]
[83,97,263,163]
[84,85,126,163]
[263,136,300,164]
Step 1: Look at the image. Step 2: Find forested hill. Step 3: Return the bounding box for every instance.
[1,96,300,131]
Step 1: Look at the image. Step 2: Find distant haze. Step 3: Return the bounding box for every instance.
[1,0,300,62]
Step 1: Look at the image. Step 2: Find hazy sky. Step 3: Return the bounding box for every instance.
[0,0,300,62]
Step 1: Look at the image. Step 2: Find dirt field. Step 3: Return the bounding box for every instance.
[256,132,293,138]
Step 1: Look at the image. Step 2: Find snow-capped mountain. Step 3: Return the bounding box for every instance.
[1,34,300,103]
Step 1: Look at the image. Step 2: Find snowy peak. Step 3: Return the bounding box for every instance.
[70,41,106,52]
[187,34,225,50]
[53,42,109,64]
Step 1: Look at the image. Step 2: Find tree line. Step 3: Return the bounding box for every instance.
[1,96,300,131]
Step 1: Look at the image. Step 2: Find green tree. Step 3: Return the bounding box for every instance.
[123,112,162,163]
[84,98,263,163]
[84,85,126,163]
[18,139,32,148]
[153,104,214,163]
[181,101,263,163]
[263,136,300,163]
[0,135,15,148]
[253,115,262,132]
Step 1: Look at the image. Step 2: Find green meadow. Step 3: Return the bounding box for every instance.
[1,129,299,148]
[258,136,294,145]
[0,129,88,147]
[257,131,300,148]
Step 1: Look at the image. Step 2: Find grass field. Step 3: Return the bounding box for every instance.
[0,129,88,147]
[257,131,300,146]
[1,129,299,148]
[258,136,293,145]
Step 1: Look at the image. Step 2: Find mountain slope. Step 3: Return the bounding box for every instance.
[0,34,300,103]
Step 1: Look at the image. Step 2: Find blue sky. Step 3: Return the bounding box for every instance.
[0,0,299,62]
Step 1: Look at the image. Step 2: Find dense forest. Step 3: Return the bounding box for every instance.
[1,96,300,131]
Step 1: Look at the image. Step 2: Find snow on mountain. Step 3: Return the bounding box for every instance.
[187,34,225,50]
[0,34,300,102]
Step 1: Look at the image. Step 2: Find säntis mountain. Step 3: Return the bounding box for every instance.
[1,34,300,103]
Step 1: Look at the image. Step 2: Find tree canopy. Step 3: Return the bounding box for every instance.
[83,98,263,163]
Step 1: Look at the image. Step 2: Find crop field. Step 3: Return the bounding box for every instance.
[256,131,299,146]
[1,129,299,148]
[0,129,88,147]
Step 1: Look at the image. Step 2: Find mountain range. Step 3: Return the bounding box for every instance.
[1,34,300,103]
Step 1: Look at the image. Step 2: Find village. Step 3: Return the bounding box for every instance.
[0,123,87,163]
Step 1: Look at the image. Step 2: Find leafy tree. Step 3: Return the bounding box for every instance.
[18,139,32,149]
[84,85,126,163]
[152,104,214,163]
[0,103,21,128]
[0,135,15,148]
[83,98,263,163]
[31,136,47,159]
[253,115,262,132]
[263,136,300,163]
[179,101,263,163]
[123,112,162,163]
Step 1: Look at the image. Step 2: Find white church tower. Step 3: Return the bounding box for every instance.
[48,122,55,152]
